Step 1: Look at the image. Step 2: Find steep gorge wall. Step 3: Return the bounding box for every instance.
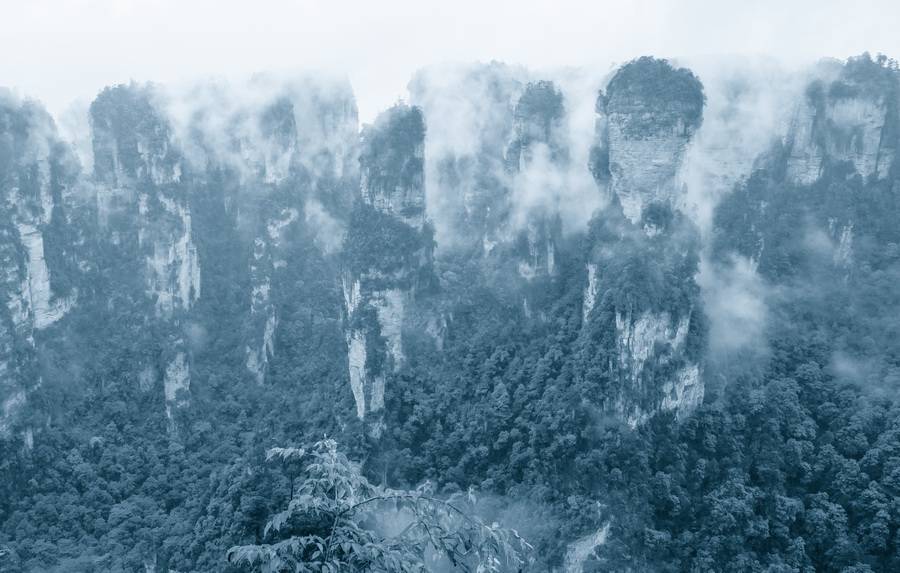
[715,54,900,276]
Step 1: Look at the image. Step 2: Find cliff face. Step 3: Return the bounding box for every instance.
[506,80,567,172]
[201,85,359,386]
[612,307,702,426]
[582,207,705,426]
[711,56,900,393]
[8,57,847,443]
[91,85,182,189]
[0,93,79,440]
[95,79,358,424]
[596,57,704,224]
[342,104,433,423]
[786,56,898,185]
[358,105,427,228]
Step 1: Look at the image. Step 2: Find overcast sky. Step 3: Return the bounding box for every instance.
[3,0,899,122]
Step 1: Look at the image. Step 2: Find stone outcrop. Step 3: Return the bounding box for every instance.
[563,522,610,573]
[91,84,182,188]
[829,218,854,267]
[163,349,190,426]
[91,85,200,318]
[90,85,200,428]
[358,105,427,229]
[505,80,567,172]
[230,85,358,385]
[246,234,278,385]
[582,215,705,427]
[582,263,599,320]
[172,78,357,391]
[0,77,361,437]
[713,55,900,280]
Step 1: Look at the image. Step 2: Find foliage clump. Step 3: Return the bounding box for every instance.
[359,103,426,205]
[89,83,177,184]
[602,56,705,136]
[511,80,565,151]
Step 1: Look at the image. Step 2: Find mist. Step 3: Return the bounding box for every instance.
[159,73,358,183]
[677,56,810,236]
[409,62,609,250]
[697,254,771,357]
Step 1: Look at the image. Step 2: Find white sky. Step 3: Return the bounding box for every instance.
[2,0,899,123]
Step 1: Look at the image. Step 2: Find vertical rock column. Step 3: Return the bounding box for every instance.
[342,104,432,422]
[239,83,360,385]
[90,85,199,429]
[504,80,567,281]
[244,98,299,385]
[0,95,79,441]
[584,58,706,426]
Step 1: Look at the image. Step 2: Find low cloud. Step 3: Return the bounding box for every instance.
[161,73,358,184]
[697,254,770,356]
[304,198,345,254]
[410,63,608,250]
[409,62,526,249]
[543,66,610,233]
[677,55,809,236]
[56,97,94,174]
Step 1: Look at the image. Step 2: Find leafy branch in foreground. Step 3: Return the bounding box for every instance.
[227,439,532,572]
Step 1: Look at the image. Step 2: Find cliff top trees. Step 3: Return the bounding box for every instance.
[510,81,565,156]
[89,83,179,185]
[359,104,426,222]
[602,56,705,137]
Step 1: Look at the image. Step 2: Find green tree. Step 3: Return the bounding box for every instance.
[227,439,531,572]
